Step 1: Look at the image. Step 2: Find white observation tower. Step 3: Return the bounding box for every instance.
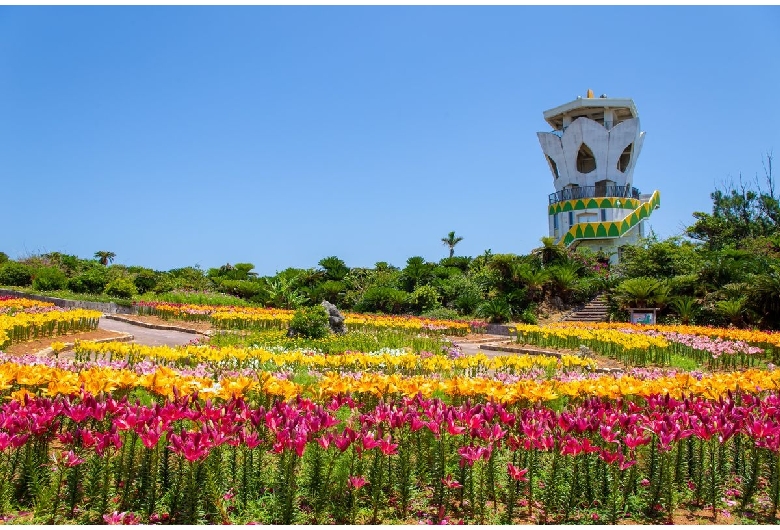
[537,89,660,262]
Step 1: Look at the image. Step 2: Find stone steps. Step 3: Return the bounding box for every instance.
[562,294,609,323]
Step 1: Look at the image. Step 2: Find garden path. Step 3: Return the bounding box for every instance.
[98,317,199,347]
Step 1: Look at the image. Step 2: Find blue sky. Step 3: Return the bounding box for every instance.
[2,6,779,276]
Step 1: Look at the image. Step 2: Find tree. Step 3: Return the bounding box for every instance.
[687,153,778,250]
[532,237,566,266]
[94,251,116,266]
[441,231,464,258]
[318,256,349,282]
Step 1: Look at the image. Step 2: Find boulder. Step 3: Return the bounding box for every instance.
[321,300,346,334]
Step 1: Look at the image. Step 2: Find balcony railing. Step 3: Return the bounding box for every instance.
[548,185,641,205]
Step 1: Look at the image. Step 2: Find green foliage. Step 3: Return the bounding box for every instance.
[67,267,109,294]
[407,284,441,314]
[104,278,138,299]
[133,269,158,294]
[138,290,250,306]
[439,256,472,272]
[546,263,582,304]
[519,306,538,325]
[400,256,435,291]
[615,277,670,309]
[31,266,67,291]
[420,307,460,320]
[317,256,349,282]
[441,231,464,259]
[476,299,512,323]
[317,280,345,305]
[288,305,330,339]
[167,266,213,291]
[669,296,700,325]
[714,298,746,326]
[218,279,264,300]
[0,252,8,265]
[265,276,307,309]
[356,286,407,314]
[0,261,33,286]
[208,263,257,282]
[614,236,703,280]
[687,161,779,251]
[93,251,116,266]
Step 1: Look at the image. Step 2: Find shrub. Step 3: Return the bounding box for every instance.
[356,286,408,314]
[287,305,330,339]
[133,269,158,294]
[519,306,538,325]
[31,266,67,291]
[104,278,138,299]
[0,261,33,287]
[476,299,513,323]
[68,267,109,294]
[0,252,8,265]
[454,291,482,315]
[217,279,264,300]
[420,307,460,320]
[407,285,441,314]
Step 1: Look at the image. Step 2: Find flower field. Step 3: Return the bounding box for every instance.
[0,296,101,350]
[134,301,472,335]
[1,297,780,523]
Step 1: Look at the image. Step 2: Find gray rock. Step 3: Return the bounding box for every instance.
[321,300,346,334]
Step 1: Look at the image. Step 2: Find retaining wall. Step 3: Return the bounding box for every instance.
[0,289,136,314]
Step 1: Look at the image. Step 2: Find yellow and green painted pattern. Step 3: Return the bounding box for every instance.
[548,196,641,216]
[559,190,660,247]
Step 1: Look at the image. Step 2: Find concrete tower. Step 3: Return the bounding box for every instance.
[538,90,660,262]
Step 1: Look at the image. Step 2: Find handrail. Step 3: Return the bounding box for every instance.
[549,185,640,205]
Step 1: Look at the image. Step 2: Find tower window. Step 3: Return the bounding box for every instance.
[617,143,633,173]
[568,211,574,226]
[553,213,559,230]
[546,156,560,179]
[576,143,596,174]
[601,209,607,222]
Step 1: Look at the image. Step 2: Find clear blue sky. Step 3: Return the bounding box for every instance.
[2,6,779,276]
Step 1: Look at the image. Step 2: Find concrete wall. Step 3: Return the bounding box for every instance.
[538,117,644,190]
[0,289,136,314]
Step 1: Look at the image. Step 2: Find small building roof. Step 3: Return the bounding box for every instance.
[543,96,638,131]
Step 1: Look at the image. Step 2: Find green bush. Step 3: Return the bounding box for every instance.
[133,269,158,294]
[355,286,408,314]
[68,267,109,294]
[408,284,441,314]
[476,299,513,323]
[217,279,264,300]
[420,307,460,320]
[0,261,33,287]
[31,266,67,291]
[104,278,138,299]
[0,252,8,266]
[519,306,538,325]
[287,305,330,339]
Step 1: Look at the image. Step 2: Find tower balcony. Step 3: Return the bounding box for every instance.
[548,185,641,205]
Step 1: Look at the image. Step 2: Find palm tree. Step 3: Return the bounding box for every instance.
[441,231,464,258]
[94,251,116,266]
[533,237,566,266]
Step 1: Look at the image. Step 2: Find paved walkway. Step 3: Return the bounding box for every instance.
[98,317,199,347]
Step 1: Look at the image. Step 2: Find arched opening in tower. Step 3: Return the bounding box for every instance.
[576,143,596,174]
[617,143,633,173]
[546,156,560,179]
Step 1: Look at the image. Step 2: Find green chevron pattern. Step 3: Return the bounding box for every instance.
[548,196,641,216]
[559,190,661,247]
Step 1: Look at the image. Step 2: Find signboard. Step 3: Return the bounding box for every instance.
[629,308,658,325]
